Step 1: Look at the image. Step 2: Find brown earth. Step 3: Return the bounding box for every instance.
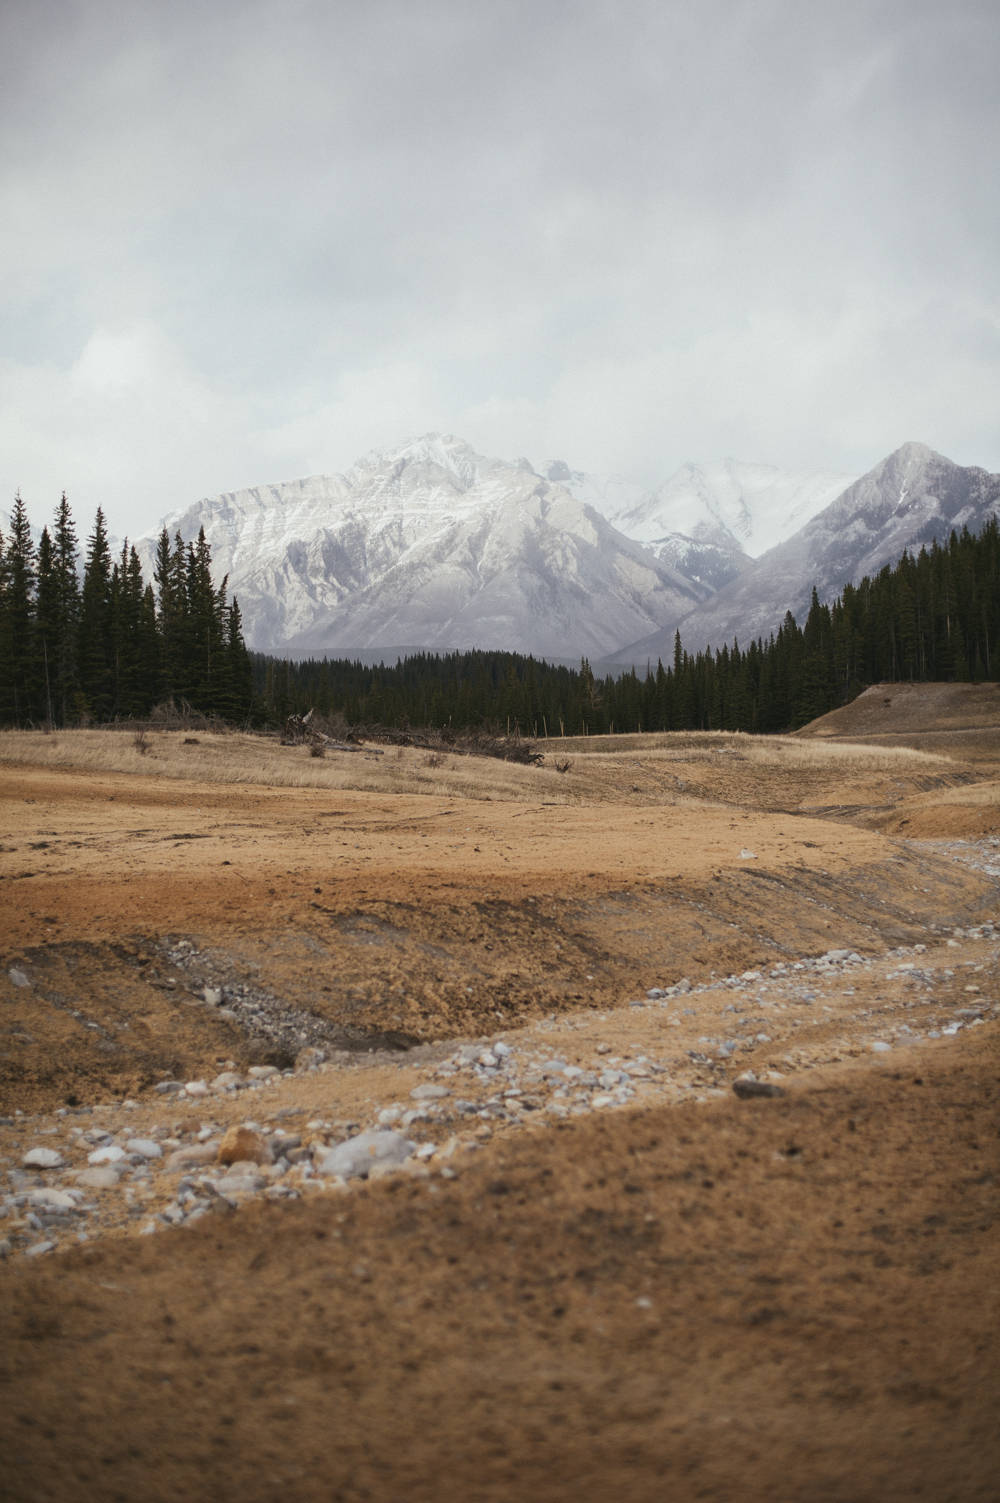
[1,751,996,1112]
[1,1028,997,1503]
[1,708,999,1500]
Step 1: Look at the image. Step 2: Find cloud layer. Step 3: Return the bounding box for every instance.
[2,0,998,537]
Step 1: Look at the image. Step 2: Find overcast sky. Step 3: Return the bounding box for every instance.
[2,0,998,537]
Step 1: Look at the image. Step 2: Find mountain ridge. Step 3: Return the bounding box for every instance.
[610,442,1000,666]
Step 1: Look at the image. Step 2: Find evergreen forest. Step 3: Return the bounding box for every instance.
[255,518,1000,735]
[0,493,253,727]
[1,489,997,734]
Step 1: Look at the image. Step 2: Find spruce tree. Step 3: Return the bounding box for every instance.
[34,526,58,724]
[1,493,39,725]
[78,507,113,720]
[52,493,80,723]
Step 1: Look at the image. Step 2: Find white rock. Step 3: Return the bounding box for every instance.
[741,970,762,981]
[247,1066,279,1080]
[23,1148,64,1169]
[74,1167,122,1189]
[28,1189,77,1209]
[377,1107,404,1125]
[203,987,223,1006]
[871,1041,892,1053]
[24,1241,55,1256]
[411,1083,450,1100]
[493,1042,512,1057]
[216,1172,265,1194]
[479,1052,497,1068]
[318,1130,415,1180]
[126,1139,162,1159]
[88,1145,126,1164]
[184,1080,209,1096]
[211,1071,244,1090]
[740,849,756,860]
[8,967,30,988]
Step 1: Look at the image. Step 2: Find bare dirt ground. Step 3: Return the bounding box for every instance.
[1,683,998,1501]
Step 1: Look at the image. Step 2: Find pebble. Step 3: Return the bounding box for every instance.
[88,1145,126,1164]
[740,849,756,860]
[8,968,30,988]
[184,1080,209,1097]
[247,1066,280,1080]
[75,1167,122,1189]
[126,1139,163,1159]
[164,1143,219,1172]
[871,1041,892,1053]
[318,1130,416,1181]
[411,1084,450,1100]
[27,1189,77,1209]
[24,1241,55,1257]
[23,1148,64,1169]
[218,1126,272,1166]
[216,1171,266,1194]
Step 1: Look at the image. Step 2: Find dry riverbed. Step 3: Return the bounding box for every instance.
[1,701,999,1501]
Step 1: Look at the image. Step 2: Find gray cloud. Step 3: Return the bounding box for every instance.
[1,0,998,536]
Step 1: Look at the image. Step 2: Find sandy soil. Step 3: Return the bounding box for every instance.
[1,691,998,1500]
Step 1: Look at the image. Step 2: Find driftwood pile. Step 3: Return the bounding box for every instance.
[280,711,542,766]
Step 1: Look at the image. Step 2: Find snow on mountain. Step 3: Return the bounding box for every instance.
[610,443,1000,666]
[541,457,856,591]
[136,434,712,658]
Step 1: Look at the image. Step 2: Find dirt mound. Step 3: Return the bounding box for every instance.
[798,681,1000,741]
[2,1028,997,1503]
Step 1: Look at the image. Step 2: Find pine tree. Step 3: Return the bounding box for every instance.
[34,527,58,724]
[51,494,80,723]
[1,494,39,725]
[78,507,113,720]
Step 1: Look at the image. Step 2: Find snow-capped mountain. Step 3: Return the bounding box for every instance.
[610,442,1000,666]
[136,435,711,658]
[541,458,856,590]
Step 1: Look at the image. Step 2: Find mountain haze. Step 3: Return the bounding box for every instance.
[545,458,855,590]
[612,443,1000,666]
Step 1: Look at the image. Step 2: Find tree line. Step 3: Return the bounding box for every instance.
[255,518,999,735]
[2,495,996,732]
[0,493,253,726]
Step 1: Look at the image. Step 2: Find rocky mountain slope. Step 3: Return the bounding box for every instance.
[135,435,710,657]
[611,442,1000,666]
[543,458,855,590]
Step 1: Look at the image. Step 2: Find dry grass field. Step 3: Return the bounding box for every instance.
[1,681,998,1501]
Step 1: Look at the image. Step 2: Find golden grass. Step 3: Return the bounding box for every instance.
[544,729,952,771]
[0,725,957,812]
[0,729,573,804]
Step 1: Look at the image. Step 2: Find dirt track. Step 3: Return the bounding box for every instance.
[2,686,999,1500]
